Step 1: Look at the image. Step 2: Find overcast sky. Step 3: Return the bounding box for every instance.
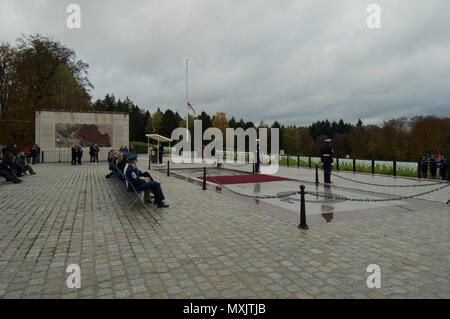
[1,0,449,126]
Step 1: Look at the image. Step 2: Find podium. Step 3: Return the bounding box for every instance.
[150,148,158,164]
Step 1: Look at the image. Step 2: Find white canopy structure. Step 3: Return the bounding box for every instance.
[145,134,173,144]
[145,134,172,167]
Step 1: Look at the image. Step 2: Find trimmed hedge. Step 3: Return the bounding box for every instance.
[130,141,148,154]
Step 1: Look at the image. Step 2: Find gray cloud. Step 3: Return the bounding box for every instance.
[1,0,449,126]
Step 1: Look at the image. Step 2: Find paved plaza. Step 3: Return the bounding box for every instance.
[0,160,449,299]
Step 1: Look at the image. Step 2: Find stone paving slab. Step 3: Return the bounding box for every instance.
[0,162,449,299]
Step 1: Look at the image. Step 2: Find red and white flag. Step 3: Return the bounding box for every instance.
[187,102,196,115]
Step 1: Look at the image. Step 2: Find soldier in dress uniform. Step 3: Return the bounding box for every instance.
[439,155,447,180]
[419,156,428,178]
[320,139,333,184]
[255,139,261,173]
[429,154,438,179]
[125,154,169,208]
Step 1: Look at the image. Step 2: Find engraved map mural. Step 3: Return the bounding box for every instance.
[55,123,112,147]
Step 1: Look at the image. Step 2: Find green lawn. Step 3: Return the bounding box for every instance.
[277,157,418,177]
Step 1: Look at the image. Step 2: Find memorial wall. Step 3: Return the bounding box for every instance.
[35,110,129,150]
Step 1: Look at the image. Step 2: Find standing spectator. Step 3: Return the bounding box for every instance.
[439,155,447,181]
[159,144,164,164]
[429,154,437,179]
[446,156,450,181]
[24,146,31,164]
[89,145,95,163]
[36,145,41,163]
[71,145,77,165]
[94,144,99,163]
[130,144,135,155]
[426,152,432,178]
[12,144,18,156]
[77,146,83,165]
[123,145,129,154]
[419,156,428,178]
[31,145,37,164]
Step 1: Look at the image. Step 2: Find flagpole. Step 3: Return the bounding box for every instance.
[186,58,189,143]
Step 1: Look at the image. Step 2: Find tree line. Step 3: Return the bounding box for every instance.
[93,94,450,161]
[1,34,448,161]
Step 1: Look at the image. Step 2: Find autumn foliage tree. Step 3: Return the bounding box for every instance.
[0,34,93,148]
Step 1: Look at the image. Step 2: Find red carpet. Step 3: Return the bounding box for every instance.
[199,174,295,185]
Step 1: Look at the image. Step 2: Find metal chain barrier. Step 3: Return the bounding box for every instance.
[331,172,444,188]
[306,183,449,202]
[200,168,448,202]
[151,162,169,169]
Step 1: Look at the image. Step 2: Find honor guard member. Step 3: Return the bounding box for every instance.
[439,155,447,180]
[255,139,261,173]
[125,154,169,208]
[429,154,437,179]
[419,156,428,178]
[320,139,334,184]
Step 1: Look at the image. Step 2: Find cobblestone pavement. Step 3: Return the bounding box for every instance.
[0,162,449,299]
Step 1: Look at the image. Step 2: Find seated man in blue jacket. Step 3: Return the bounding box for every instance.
[125,154,169,208]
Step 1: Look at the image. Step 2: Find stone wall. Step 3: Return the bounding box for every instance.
[35,110,129,151]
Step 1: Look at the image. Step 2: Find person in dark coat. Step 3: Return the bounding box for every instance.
[429,154,437,179]
[159,144,164,164]
[35,145,41,163]
[255,139,261,173]
[30,145,37,164]
[320,139,334,184]
[94,144,100,163]
[419,156,428,178]
[3,152,23,177]
[0,151,21,183]
[439,155,447,180]
[71,145,78,165]
[16,151,36,175]
[77,146,83,164]
[89,145,95,163]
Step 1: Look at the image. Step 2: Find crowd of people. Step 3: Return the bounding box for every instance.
[418,153,449,180]
[106,149,169,208]
[0,146,37,183]
[70,144,134,165]
[119,145,135,154]
[71,145,84,165]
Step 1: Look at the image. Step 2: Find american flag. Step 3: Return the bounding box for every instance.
[187,102,196,115]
